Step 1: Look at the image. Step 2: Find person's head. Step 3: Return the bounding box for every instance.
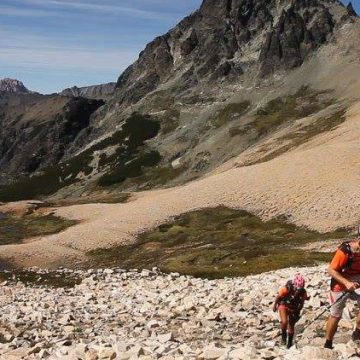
[292,273,305,289]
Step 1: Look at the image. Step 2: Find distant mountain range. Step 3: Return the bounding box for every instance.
[0,78,116,99]
[60,83,116,100]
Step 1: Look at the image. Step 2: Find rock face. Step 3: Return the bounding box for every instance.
[0,78,30,93]
[114,0,343,106]
[60,82,116,100]
[0,265,359,359]
[0,93,104,183]
[347,2,358,17]
[259,1,335,75]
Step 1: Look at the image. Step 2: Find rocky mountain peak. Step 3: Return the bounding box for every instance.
[0,78,30,93]
[114,0,350,108]
[346,1,358,16]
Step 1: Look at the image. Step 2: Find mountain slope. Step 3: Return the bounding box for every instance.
[0,0,359,202]
[56,0,359,196]
[0,100,360,268]
[0,92,104,184]
[0,0,359,271]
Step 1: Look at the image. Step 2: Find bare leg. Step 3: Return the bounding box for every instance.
[352,313,360,341]
[279,307,288,344]
[324,315,340,348]
[356,312,360,329]
[279,307,288,330]
[325,316,340,340]
[287,313,298,348]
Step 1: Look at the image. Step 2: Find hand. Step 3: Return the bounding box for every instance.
[345,281,359,292]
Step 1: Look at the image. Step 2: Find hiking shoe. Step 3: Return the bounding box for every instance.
[352,328,360,341]
[324,340,333,349]
[287,333,294,349]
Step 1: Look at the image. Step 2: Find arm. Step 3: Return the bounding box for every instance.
[273,287,288,312]
[273,294,282,312]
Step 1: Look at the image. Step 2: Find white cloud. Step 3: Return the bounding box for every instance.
[0,5,56,17]
[0,47,137,72]
[16,0,177,21]
[0,28,139,74]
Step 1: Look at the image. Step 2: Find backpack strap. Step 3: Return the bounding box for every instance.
[338,242,354,270]
[330,242,354,290]
[280,280,295,305]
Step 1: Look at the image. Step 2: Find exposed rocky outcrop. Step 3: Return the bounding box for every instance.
[346,2,358,17]
[0,93,104,183]
[0,78,30,93]
[60,82,116,100]
[0,266,359,359]
[259,2,335,75]
[113,0,347,108]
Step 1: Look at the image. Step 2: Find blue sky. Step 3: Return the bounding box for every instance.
[0,0,358,94]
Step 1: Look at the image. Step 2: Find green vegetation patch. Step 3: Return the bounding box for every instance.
[212,101,251,128]
[251,87,335,136]
[98,151,161,187]
[87,207,347,279]
[283,109,346,142]
[0,212,78,245]
[0,270,81,288]
[160,109,181,135]
[248,109,346,165]
[0,112,160,201]
[49,193,131,207]
[120,164,188,190]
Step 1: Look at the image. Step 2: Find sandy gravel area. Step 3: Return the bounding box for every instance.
[1,102,360,268]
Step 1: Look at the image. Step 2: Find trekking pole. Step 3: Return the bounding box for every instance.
[299,291,350,336]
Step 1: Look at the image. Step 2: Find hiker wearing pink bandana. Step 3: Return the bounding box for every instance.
[273,273,310,348]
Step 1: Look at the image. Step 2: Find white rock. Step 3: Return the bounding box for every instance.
[147,320,160,329]
[202,345,227,359]
[157,333,174,343]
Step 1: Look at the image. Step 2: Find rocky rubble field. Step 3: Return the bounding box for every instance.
[0,266,359,360]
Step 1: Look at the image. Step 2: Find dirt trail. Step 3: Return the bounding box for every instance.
[1,102,360,268]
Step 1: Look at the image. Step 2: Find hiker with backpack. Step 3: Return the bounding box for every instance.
[273,273,310,348]
[324,239,360,349]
